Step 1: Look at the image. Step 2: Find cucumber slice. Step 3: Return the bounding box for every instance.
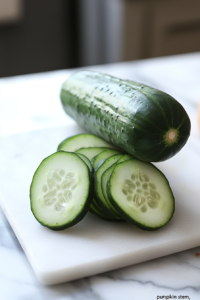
[101,154,133,216]
[76,153,93,173]
[30,152,93,230]
[75,147,109,160]
[89,202,109,220]
[57,133,113,151]
[93,148,122,170]
[107,160,175,230]
[89,198,123,222]
[94,154,124,217]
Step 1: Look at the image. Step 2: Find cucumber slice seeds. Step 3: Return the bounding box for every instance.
[107,160,175,230]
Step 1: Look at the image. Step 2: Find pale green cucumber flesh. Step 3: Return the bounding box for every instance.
[101,154,133,216]
[76,153,93,173]
[75,147,110,160]
[93,148,122,170]
[58,133,113,152]
[107,160,175,230]
[89,198,123,222]
[94,154,124,217]
[30,152,93,230]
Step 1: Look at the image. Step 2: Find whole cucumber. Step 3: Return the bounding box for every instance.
[60,71,191,162]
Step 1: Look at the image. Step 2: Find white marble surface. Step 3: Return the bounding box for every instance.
[1,123,200,286]
[1,52,200,298]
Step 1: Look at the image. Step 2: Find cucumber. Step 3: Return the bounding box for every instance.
[75,147,109,160]
[58,133,113,152]
[106,159,175,230]
[76,153,93,173]
[89,202,110,221]
[89,198,122,222]
[94,154,124,217]
[101,154,133,216]
[60,71,191,162]
[30,152,93,230]
[92,148,122,170]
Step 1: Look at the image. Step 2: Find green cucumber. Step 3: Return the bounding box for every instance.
[57,133,113,151]
[75,147,109,160]
[89,198,122,222]
[76,153,93,173]
[94,154,124,217]
[106,159,175,230]
[92,148,122,170]
[101,154,133,216]
[30,152,93,230]
[60,71,191,162]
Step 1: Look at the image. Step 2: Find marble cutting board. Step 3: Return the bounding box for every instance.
[0,122,200,285]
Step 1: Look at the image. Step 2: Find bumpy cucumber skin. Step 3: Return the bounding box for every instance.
[60,71,191,162]
[30,152,94,231]
[106,161,175,231]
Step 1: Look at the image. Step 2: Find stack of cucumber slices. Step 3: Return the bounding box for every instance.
[30,133,175,231]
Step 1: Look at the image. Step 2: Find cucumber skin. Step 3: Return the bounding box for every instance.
[57,133,113,152]
[101,155,133,217]
[30,152,94,231]
[93,154,124,218]
[60,71,191,162]
[89,199,124,222]
[106,161,175,231]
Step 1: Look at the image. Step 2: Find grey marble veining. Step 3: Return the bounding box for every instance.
[0,52,200,299]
